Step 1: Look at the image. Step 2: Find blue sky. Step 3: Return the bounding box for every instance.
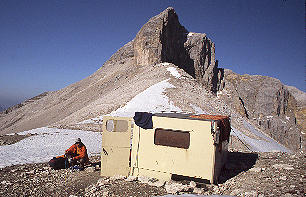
[0,0,304,109]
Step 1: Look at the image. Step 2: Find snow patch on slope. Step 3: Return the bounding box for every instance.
[0,127,102,168]
[109,79,181,117]
[78,79,181,124]
[231,123,291,153]
[167,67,181,78]
[190,104,207,114]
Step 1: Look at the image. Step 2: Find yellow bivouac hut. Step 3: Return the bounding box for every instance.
[100,113,231,184]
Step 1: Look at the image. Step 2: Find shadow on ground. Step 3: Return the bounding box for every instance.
[91,161,101,166]
[218,151,258,184]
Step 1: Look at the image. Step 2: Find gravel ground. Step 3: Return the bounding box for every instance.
[0,152,304,197]
[0,156,168,197]
[0,157,101,197]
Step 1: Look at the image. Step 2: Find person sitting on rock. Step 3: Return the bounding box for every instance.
[65,138,89,168]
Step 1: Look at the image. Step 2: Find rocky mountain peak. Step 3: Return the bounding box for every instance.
[134,7,186,66]
[134,7,223,93]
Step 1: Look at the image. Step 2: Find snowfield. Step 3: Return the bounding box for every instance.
[166,67,181,78]
[0,127,102,168]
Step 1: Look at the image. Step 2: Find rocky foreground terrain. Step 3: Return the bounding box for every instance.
[0,136,304,197]
[0,153,304,197]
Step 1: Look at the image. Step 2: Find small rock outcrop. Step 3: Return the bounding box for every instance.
[134,7,224,93]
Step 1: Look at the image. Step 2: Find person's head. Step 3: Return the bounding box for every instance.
[75,138,82,147]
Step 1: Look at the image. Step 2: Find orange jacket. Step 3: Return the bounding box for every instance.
[66,144,89,162]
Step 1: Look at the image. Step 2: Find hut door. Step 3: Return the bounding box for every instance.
[101,116,132,177]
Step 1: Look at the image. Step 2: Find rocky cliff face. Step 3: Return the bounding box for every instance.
[134,7,224,93]
[221,69,305,151]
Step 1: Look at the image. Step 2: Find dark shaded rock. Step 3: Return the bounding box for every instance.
[184,33,224,93]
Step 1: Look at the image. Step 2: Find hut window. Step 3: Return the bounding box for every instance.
[106,120,128,132]
[154,128,190,149]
